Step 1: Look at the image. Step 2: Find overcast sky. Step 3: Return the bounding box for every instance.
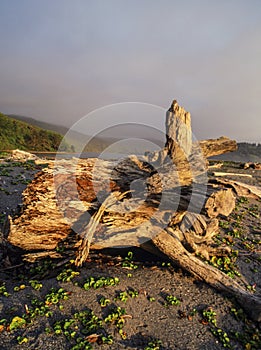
[0,0,260,142]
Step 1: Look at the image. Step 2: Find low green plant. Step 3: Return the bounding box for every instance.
[115,291,129,302]
[189,308,198,317]
[202,308,217,326]
[0,167,11,176]
[45,288,70,305]
[16,335,28,344]
[246,284,256,292]
[26,298,50,318]
[98,296,111,308]
[24,287,70,320]
[121,251,138,270]
[56,268,80,282]
[9,316,26,331]
[29,280,43,290]
[45,327,52,334]
[83,276,119,290]
[208,252,241,279]
[28,259,56,277]
[0,283,10,297]
[233,326,261,350]
[13,284,26,292]
[230,307,246,321]
[202,307,232,348]
[53,318,77,338]
[211,328,231,348]
[148,296,155,302]
[145,339,162,350]
[165,294,181,306]
[70,339,92,350]
[51,308,114,348]
[115,288,139,302]
[219,220,230,229]
[101,334,114,344]
[73,309,103,333]
[249,204,260,218]
[238,196,249,204]
[127,288,139,298]
[105,306,127,338]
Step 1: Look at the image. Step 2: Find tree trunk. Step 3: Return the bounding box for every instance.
[8,164,235,251]
[7,100,261,321]
[152,229,261,322]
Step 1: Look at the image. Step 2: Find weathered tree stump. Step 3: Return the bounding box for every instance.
[7,100,261,321]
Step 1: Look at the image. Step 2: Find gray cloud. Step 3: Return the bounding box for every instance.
[0,0,260,141]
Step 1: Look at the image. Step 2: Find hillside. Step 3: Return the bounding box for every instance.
[7,114,158,154]
[4,114,261,160]
[0,113,71,152]
[7,114,120,153]
[7,114,68,135]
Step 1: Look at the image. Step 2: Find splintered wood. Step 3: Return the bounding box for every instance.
[8,100,261,321]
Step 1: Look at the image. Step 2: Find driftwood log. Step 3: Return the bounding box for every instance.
[8,100,261,321]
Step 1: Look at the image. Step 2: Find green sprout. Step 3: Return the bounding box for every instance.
[0,283,10,297]
[165,294,181,306]
[56,268,80,282]
[17,336,28,344]
[145,339,163,350]
[98,296,111,307]
[202,308,217,327]
[29,280,43,290]
[83,276,119,290]
[122,251,138,270]
[9,316,27,331]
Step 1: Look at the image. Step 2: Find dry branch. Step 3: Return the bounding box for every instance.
[152,229,261,321]
[198,136,237,158]
[213,172,252,178]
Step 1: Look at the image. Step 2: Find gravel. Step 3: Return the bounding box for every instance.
[0,159,260,350]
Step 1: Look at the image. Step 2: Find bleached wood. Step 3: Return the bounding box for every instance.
[213,172,252,178]
[8,100,261,321]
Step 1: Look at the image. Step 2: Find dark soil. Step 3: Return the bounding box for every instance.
[0,158,260,350]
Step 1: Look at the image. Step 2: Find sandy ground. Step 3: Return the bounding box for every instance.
[0,158,260,350]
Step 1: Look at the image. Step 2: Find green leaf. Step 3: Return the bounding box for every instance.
[9,316,26,331]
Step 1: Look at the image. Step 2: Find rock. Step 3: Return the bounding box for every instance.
[10,150,38,162]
